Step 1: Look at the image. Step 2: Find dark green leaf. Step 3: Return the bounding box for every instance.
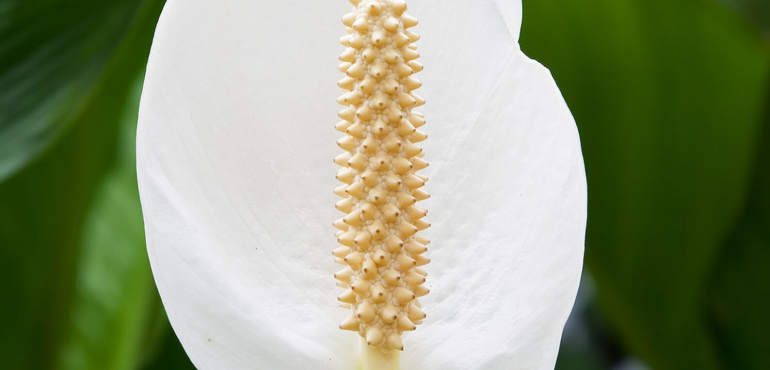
[0,1,167,368]
[140,328,197,370]
[520,0,770,368]
[706,93,770,370]
[53,77,170,370]
[717,0,770,38]
[0,0,145,179]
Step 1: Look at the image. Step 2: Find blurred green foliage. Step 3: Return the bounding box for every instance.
[0,0,150,179]
[1,0,192,369]
[707,104,770,370]
[0,0,767,369]
[718,0,770,37]
[521,0,770,369]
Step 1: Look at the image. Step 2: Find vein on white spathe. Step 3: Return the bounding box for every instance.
[136,0,587,369]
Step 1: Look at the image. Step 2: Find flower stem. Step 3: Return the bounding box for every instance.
[362,339,399,370]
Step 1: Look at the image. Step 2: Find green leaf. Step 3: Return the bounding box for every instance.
[53,75,185,370]
[140,328,197,370]
[520,0,770,369]
[0,0,146,180]
[706,98,770,370]
[717,0,770,38]
[0,1,168,368]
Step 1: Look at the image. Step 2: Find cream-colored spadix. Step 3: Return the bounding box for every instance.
[334,0,429,358]
[137,0,586,369]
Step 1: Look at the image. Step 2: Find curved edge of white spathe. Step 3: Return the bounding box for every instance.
[136,3,204,369]
[515,1,588,331]
[510,28,588,363]
[516,51,587,370]
[135,3,246,369]
[500,51,587,370]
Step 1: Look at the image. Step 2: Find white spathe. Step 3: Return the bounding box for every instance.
[136,0,587,369]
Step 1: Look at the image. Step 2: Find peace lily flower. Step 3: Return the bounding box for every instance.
[136,0,587,369]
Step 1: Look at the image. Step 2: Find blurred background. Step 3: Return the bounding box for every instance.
[0,0,767,369]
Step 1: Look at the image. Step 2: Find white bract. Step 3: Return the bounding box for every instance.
[136,0,587,369]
